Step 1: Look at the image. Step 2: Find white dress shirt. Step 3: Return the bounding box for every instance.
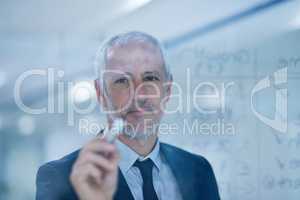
[116,139,183,200]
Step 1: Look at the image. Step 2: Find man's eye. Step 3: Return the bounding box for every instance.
[144,75,160,82]
[114,77,129,84]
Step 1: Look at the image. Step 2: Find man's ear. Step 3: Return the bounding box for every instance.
[163,78,173,103]
[94,79,106,107]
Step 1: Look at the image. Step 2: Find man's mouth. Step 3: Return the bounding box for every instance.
[127,110,145,117]
[124,104,156,118]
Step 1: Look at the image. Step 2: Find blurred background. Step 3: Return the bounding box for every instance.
[1,0,300,199]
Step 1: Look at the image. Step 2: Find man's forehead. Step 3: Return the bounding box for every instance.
[105,41,164,69]
[108,39,159,53]
[106,42,162,62]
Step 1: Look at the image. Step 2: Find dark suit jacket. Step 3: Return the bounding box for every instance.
[36,143,220,200]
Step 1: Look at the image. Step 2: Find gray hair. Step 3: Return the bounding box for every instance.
[94,31,172,84]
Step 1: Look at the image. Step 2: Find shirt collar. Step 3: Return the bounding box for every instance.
[116,139,161,173]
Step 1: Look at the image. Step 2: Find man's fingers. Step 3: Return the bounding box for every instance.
[72,163,103,186]
[78,152,116,172]
[110,149,120,165]
[71,137,120,192]
[81,138,116,155]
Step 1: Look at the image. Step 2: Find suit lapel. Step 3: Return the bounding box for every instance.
[114,168,134,200]
[160,143,198,200]
[114,143,199,200]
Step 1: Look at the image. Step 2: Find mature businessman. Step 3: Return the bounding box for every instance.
[36,31,220,200]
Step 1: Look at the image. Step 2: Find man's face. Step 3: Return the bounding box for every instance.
[99,41,171,139]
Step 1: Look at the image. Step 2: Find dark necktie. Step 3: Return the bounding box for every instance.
[134,159,159,200]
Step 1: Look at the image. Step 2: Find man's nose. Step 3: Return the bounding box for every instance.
[126,81,147,110]
[133,81,148,101]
